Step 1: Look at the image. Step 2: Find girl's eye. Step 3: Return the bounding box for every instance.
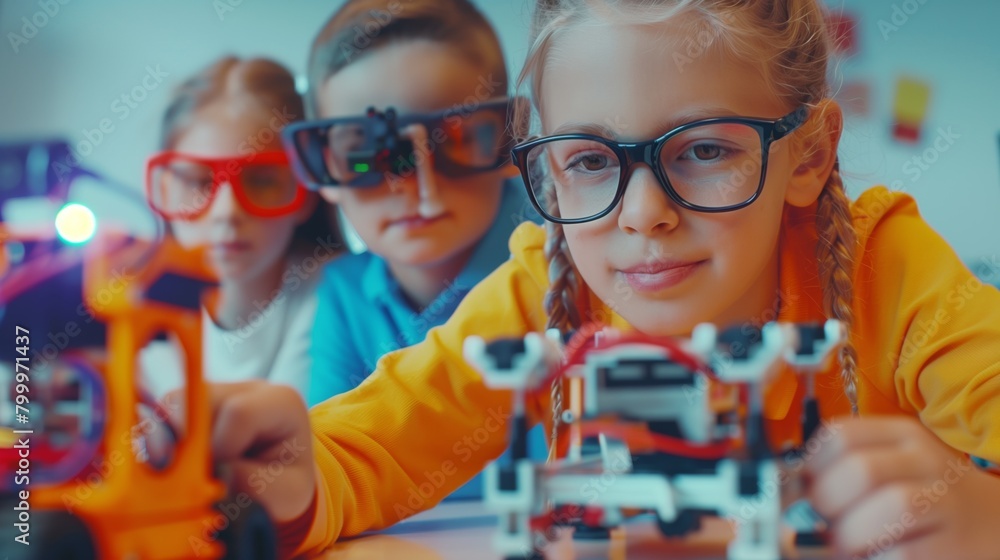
[245,170,276,183]
[681,143,728,162]
[567,153,612,172]
[692,144,721,160]
[174,170,212,190]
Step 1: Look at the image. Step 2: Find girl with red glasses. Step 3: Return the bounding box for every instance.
[140,57,343,400]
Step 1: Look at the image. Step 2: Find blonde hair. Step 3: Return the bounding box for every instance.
[518,0,861,448]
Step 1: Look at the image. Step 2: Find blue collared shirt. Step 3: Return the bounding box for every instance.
[308,181,539,401]
[308,181,546,499]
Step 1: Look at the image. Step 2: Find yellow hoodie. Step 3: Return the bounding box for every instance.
[295,187,1000,555]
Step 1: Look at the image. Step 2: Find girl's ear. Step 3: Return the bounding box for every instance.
[318,186,342,204]
[785,100,843,208]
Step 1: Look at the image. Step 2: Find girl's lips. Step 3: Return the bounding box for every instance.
[389,213,446,231]
[212,240,252,255]
[619,260,707,293]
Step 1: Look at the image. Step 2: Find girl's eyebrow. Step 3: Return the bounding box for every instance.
[549,107,741,139]
[652,107,739,132]
[549,121,617,137]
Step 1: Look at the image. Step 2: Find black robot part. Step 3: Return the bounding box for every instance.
[345,107,416,178]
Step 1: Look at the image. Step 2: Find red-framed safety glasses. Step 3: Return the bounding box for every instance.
[145,151,307,219]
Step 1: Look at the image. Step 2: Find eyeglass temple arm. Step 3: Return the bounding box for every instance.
[770,106,811,141]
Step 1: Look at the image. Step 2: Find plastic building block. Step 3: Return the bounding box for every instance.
[0,229,276,559]
[465,320,845,560]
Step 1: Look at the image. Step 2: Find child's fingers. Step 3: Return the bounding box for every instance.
[225,459,316,523]
[199,381,316,524]
[209,381,309,463]
[159,388,188,435]
[160,380,261,438]
[868,536,952,560]
[805,416,925,474]
[809,445,931,520]
[161,380,311,471]
[830,481,943,558]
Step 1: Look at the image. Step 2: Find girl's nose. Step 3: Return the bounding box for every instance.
[207,181,245,222]
[617,166,680,235]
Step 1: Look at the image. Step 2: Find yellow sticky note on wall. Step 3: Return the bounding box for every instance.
[893,77,931,143]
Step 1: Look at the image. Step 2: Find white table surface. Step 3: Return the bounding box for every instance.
[314,500,831,560]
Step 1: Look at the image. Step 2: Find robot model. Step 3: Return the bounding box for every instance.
[1,233,277,559]
[464,320,846,560]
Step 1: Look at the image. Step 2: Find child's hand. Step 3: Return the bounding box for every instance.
[165,381,316,524]
[806,416,1000,560]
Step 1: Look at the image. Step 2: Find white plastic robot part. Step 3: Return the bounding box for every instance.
[723,460,783,560]
[690,322,718,359]
[463,332,551,391]
[598,434,633,474]
[711,322,794,385]
[482,460,540,558]
[781,319,847,371]
[462,335,489,377]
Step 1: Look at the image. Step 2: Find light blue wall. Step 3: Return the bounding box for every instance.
[831,0,1000,264]
[1,0,997,261]
[0,1,530,196]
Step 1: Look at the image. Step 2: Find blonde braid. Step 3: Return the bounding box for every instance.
[543,190,582,460]
[815,160,860,415]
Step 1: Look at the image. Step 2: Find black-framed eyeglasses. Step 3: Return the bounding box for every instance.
[511,106,810,224]
[281,98,513,190]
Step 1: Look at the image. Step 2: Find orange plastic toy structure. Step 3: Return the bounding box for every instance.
[12,232,277,559]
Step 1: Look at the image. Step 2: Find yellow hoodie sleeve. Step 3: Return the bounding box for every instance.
[852,187,1000,461]
[295,223,552,556]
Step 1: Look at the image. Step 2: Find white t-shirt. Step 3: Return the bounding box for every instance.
[139,256,321,400]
